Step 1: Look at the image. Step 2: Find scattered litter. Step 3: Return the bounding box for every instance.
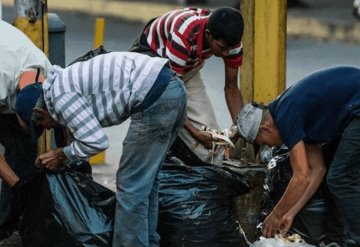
[250,234,317,247]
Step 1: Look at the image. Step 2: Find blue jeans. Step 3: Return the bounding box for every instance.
[327,117,360,245]
[112,77,186,247]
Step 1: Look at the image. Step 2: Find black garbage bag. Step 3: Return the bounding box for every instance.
[157,157,250,247]
[14,160,115,247]
[67,45,110,66]
[261,148,327,245]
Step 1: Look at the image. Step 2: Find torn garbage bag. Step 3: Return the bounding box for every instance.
[157,157,250,247]
[13,160,115,247]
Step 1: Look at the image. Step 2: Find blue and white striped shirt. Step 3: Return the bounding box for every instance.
[43,52,168,160]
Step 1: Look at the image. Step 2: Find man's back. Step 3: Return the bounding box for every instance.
[44,52,168,127]
[0,20,51,113]
[143,7,243,76]
[269,66,360,148]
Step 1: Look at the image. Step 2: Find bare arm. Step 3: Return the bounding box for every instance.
[36,147,68,170]
[224,66,243,123]
[0,154,19,187]
[184,119,213,149]
[262,140,310,237]
[282,143,326,232]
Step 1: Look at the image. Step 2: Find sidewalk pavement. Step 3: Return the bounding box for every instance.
[2,0,360,43]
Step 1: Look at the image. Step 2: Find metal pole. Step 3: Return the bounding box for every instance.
[14,0,50,154]
[240,0,287,105]
[93,17,105,48]
[89,17,106,165]
[14,0,46,51]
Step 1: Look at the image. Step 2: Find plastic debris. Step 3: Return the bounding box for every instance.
[250,234,317,247]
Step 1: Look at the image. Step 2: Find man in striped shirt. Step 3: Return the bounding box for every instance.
[17,52,187,247]
[131,7,244,164]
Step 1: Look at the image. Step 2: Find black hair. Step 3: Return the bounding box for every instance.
[31,91,47,122]
[207,7,244,46]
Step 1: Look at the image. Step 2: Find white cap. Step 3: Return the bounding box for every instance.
[236,103,264,143]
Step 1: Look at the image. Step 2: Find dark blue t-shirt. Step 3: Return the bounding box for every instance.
[268,66,360,149]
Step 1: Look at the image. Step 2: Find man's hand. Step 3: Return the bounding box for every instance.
[0,154,20,187]
[262,211,284,238]
[35,148,67,170]
[193,130,213,149]
[281,211,295,234]
[184,119,214,149]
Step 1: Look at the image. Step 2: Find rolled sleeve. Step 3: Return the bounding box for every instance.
[54,93,109,160]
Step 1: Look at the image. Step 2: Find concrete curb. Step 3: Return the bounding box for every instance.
[288,17,360,43]
[3,0,360,43]
[3,0,181,23]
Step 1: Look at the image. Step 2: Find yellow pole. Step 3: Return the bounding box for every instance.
[94,17,105,48]
[233,0,286,162]
[14,0,50,154]
[89,17,106,165]
[240,0,287,104]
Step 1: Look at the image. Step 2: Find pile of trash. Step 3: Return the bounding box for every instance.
[250,234,316,247]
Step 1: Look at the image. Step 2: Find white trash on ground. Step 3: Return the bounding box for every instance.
[250,234,316,247]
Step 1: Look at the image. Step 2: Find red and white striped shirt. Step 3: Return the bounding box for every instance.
[144,8,243,75]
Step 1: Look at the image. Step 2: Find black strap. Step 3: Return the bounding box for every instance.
[35,67,41,82]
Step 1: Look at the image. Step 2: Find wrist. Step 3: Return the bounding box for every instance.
[190,127,201,139]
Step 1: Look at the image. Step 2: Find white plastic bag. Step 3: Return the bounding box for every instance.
[250,236,316,247]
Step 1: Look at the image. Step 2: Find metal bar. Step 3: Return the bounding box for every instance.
[240,0,287,104]
[89,17,106,164]
[94,17,105,48]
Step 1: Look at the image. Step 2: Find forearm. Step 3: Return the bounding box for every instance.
[55,93,109,160]
[272,142,311,218]
[0,155,19,187]
[286,170,325,218]
[224,66,243,122]
[184,118,213,149]
[272,172,310,218]
[184,118,200,138]
[287,144,326,216]
[225,86,243,122]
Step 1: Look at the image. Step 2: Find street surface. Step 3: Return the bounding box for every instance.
[2,6,360,191]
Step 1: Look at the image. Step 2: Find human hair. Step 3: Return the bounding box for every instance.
[206,7,244,46]
[31,91,47,122]
[261,109,271,124]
